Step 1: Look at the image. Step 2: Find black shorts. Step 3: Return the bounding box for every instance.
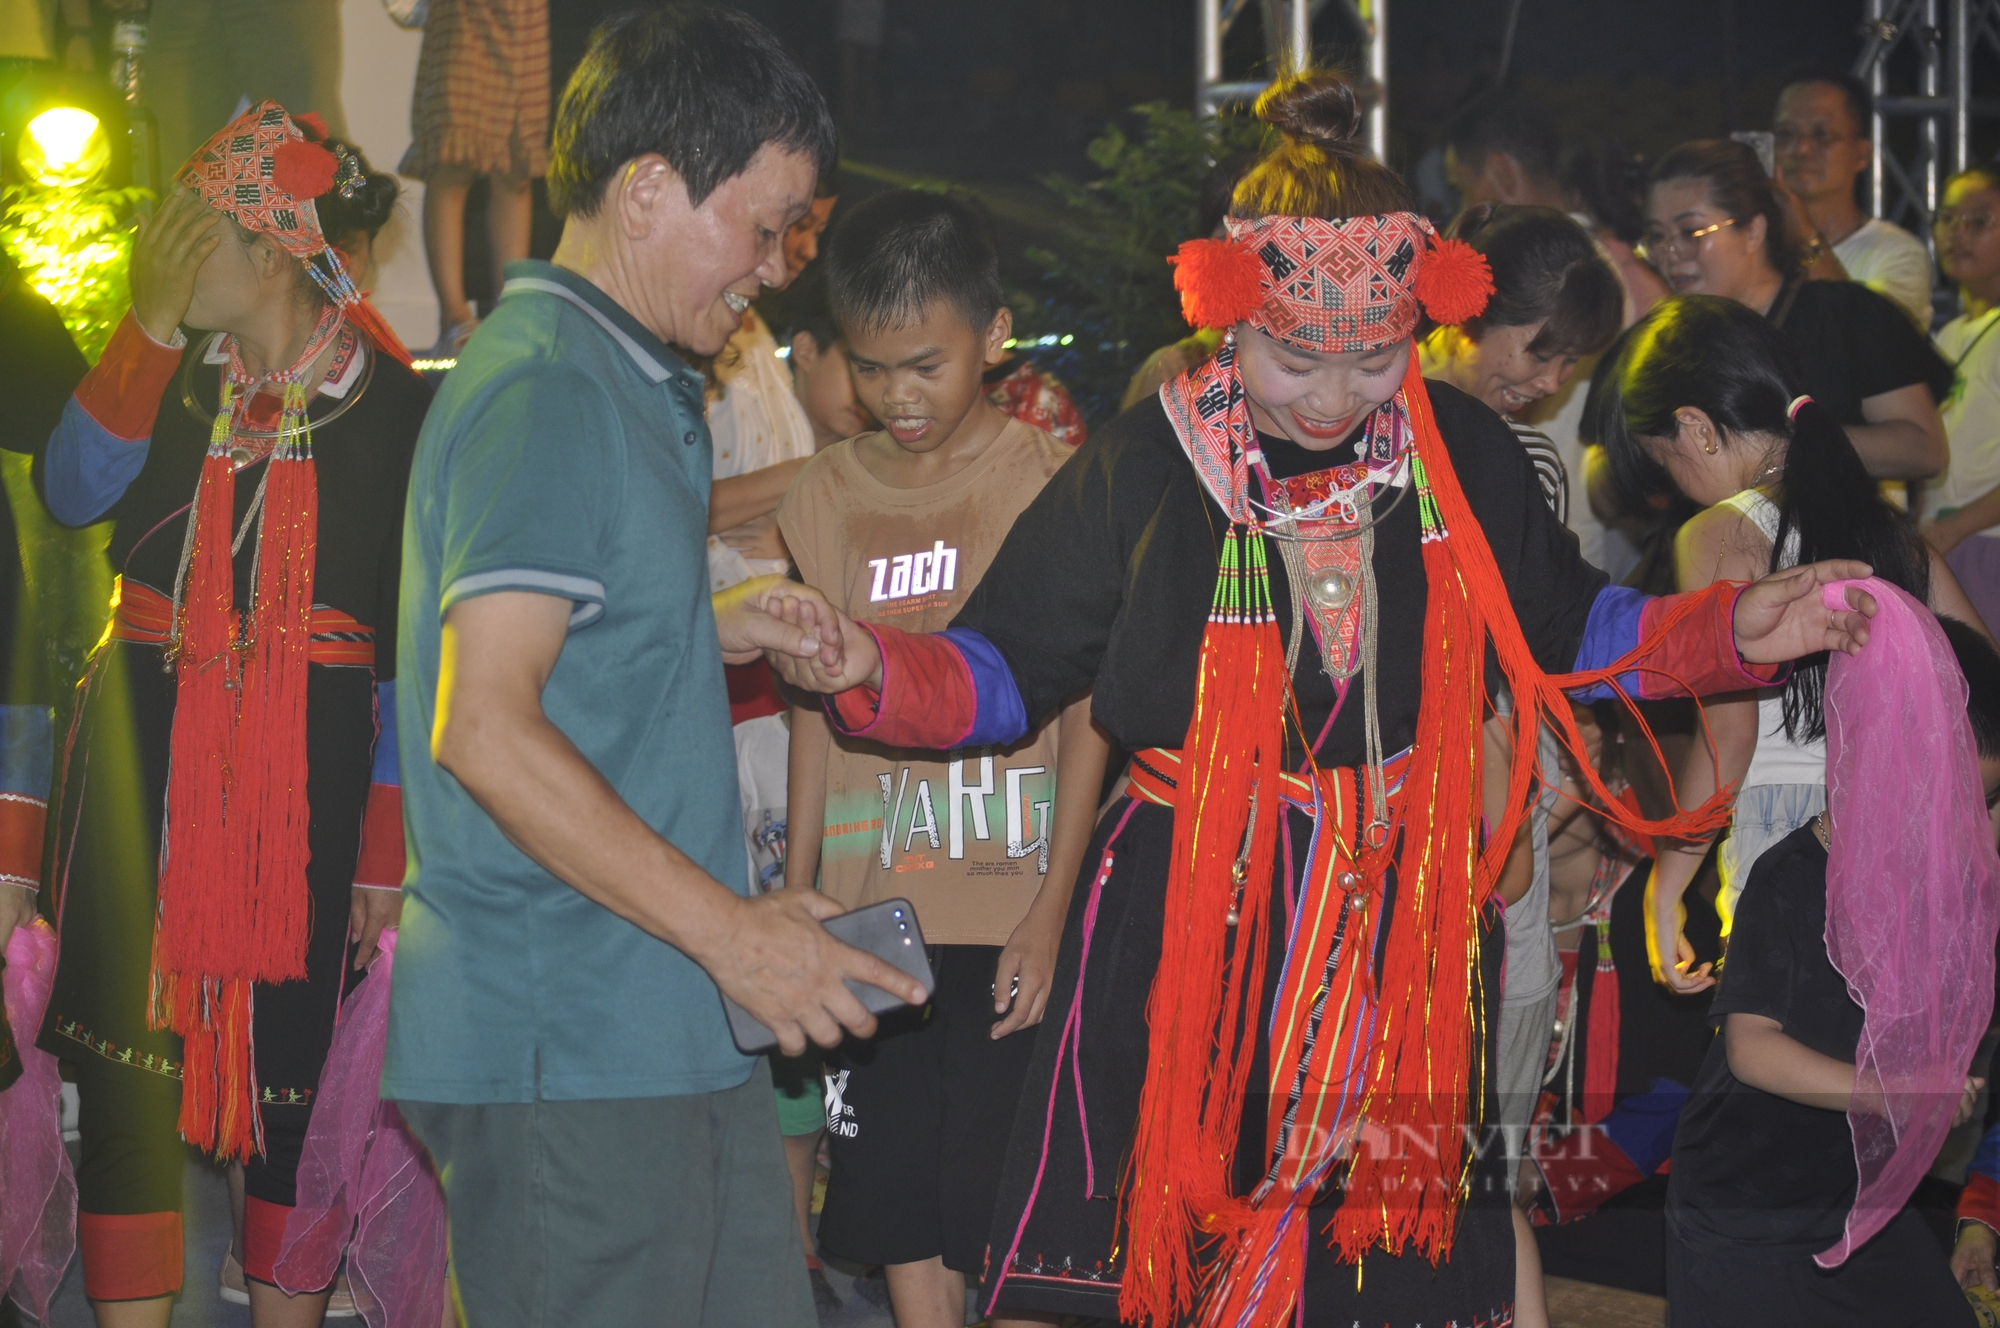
[816,944,1038,1275]
[1665,1208,1976,1328]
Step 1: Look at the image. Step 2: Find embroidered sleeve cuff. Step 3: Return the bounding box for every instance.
[0,704,52,889]
[1532,1128,1649,1225]
[441,569,606,629]
[1962,1174,2000,1234]
[821,624,1029,750]
[370,682,400,787]
[352,783,405,890]
[1562,582,1785,701]
[74,311,183,442]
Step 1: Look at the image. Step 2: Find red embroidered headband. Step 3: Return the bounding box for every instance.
[1169,212,1496,353]
[179,101,362,307]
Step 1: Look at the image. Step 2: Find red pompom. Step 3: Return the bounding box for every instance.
[273,138,338,200]
[292,112,329,142]
[1168,237,1268,330]
[1413,236,1496,325]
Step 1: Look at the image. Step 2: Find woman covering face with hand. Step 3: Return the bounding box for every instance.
[33,103,430,1328]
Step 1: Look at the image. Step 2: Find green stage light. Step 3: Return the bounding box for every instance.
[22,106,107,186]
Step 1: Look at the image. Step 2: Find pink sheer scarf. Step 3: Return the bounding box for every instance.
[274,928,448,1324]
[0,919,75,1321]
[1817,578,2000,1266]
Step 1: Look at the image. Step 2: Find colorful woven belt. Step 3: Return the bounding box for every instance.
[1124,745,1409,813]
[111,577,375,668]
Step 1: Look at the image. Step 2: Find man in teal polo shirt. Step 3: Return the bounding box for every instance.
[384,11,923,1327]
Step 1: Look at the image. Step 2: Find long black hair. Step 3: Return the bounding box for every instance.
[1588,295,1929,741]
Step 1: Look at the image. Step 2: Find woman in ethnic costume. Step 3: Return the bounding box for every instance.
[34,103,426,1327]
[770,72,1878,1328]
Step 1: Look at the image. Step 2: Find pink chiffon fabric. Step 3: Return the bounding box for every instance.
[0,918,75,1321]
[1816,578,2000,1266]
[274,928,449,1324]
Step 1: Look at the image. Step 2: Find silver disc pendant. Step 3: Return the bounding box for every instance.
[229,446,254,466]
[1307,566,1355,610]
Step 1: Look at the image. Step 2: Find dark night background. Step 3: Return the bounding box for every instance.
[542,0,1892,189]
[474,0,1991,410]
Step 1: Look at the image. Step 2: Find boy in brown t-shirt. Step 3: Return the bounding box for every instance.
[779,191,1106,1328]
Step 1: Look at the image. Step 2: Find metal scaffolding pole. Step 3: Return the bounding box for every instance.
[1194,0,1390,161]
[1855,0,2000,231]
[1365,0,1387,162]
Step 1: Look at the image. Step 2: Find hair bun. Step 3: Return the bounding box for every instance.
[1254,72,1364,153]
[317,137,400,240]
[347,170,399,235]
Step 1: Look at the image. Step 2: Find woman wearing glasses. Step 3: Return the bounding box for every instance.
[1924,165,2000,633]
[1635,138,1951,484]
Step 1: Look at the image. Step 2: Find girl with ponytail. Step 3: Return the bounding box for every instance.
[1592,294,1985,989]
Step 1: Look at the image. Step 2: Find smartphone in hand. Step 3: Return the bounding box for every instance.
[721,897,934,1054]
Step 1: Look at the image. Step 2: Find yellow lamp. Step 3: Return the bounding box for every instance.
[21,106,108,186]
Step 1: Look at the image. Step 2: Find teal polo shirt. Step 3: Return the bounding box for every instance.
[384,260,751,1103]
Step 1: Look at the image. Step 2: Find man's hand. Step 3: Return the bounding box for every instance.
[1955,1221,1999,1292]
[714,575,842,667]
[130,186,222,344]
[694,887,930,1057]
[991,895,1064,1039]
[0,885,36,949]
[349,886,401,970]
[766,601,882,694]
[1732,560,1876,664]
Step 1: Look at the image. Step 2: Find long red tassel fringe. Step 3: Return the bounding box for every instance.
[1116,357,1748,1325]
[1119,529,1286,1328]
[150,402,318,1162]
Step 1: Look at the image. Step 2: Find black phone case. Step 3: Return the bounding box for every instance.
[721,898,933,1054]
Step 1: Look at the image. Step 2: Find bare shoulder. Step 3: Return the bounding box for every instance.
[1674,501,1773,590]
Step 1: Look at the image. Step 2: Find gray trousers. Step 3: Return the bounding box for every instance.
[399,1060,815,1328]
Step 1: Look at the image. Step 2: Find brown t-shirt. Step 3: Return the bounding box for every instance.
[778,418,1073,945]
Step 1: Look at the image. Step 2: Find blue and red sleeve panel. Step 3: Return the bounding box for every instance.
[1564,582,1785,702]
[824,623,1028,750]
[351,681,405,890]
[45,311,183,527]
[1533,1078,1688,1225]
[825,583,1780,750]
[0,703,51,892]
[1959,1123,2000,1234]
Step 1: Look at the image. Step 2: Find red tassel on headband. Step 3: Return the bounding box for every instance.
[1415,236,1495,325]
[1169,237,1265,331]
[274,138,339,200]
[1167,215,1496,351]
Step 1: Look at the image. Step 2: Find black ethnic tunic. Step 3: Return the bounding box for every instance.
[964,381,1607,1325]
[37,327,426,1148]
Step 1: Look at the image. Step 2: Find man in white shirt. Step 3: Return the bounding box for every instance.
[1774,73,1935,328]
